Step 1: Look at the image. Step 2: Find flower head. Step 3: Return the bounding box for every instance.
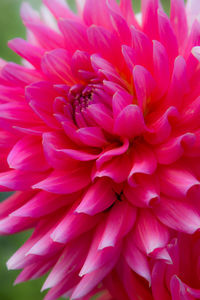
[0,0,200,299]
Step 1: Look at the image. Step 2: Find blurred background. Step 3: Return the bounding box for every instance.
[0,0,171,299]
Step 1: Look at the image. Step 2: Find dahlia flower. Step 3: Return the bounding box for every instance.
[0,0,200,299]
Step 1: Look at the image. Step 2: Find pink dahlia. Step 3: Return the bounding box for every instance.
[0,0,200,299]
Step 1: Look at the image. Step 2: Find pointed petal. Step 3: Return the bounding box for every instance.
[114,104,145,139]
[75,178,116,215]
[154,196,200,234]
[33,166,91,194]
[99,201,136,249]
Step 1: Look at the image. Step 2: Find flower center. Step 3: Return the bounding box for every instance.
[69,84,94,112]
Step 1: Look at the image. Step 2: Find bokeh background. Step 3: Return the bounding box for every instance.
[0,0,171,299]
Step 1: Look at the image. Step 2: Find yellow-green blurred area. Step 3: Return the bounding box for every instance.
[0,0,170,299]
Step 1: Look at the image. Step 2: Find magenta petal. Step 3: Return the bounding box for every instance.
[33,166,91,194]
[133,210,169,255]
[153,40,170,96]
[72,256,119,299]
[59,19,89,53]
[133,65,156,110]
[98,201,136,249]
[8,38,45,68]
[83,0,112,30]
[128,143,157,185]
[7,136,49,171]
[152,262,170,300]
[170,0,188,46]
[159,164,199,198]
[51,208,99,244]
[24,22,65,50]
[154,196,200,234]
[0,216,35,235]
[158,9,179,63]
[41,49,76,84]
[155,133,196,165]
[1,63,43,87]
[0,170,48,191]
[124,238,151,285]
[112,90,133,119]
[76,178,116,215]
[114,104,145,139]
[76,127,107,147]
[11,191,75,218]
[79,223,122,276]
[43,0,78,20]
[0,191,32,219]
[42,235,90,290]
[142,0,159,40]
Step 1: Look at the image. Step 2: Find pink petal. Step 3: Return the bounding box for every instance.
[76,127,108,148]
[0,191,32,219]
[114,104,145,139]
[96,138,129,168]
[152,262,171,300]
[142,0,159,39]
[72,256,119,299]
[159,164,199,198]
[0,216,35,235]
[186,0,200,28]
[144,106,179,145]
[41,49,76,84]
[165,56,189,109]
[99,201,136,249]
[128,143,157,186]
[51,204,100,244]
[43,0,78,20]
[79,222,122,276]
[24,22,65,50]
[125,175,160,207]
[155,133,196,165]
[59,19,89,53]
[14,258,57,285]
[154,196,200,234]
[123,238,151,285]
[170,0,188,46]
[33,165,91,194]
[0,170,48,191]
[1,63,43,87]
[75,178,116,215]
[93,151,132,183]
[131,27,153,70]
[112,90,133,119]
[133,65,156,110]
[42,234,90,290]
[153,40,170,96]
[7,136,49,171]
[87,26,121,68]
[158,9,179,64]
[87,103,114,133]
[133,210,169,255]
[8,38,45,68]
[120,0,139,28]
[83,0,112,30]
[11,191,75,218]
[107,1,131,45]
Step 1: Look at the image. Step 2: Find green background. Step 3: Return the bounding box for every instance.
[0,1,171,299]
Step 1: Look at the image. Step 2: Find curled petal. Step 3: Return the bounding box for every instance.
[114,104,145,139]
[76,178,116,215]
[154,196,200,234]
[133,210,170,255]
